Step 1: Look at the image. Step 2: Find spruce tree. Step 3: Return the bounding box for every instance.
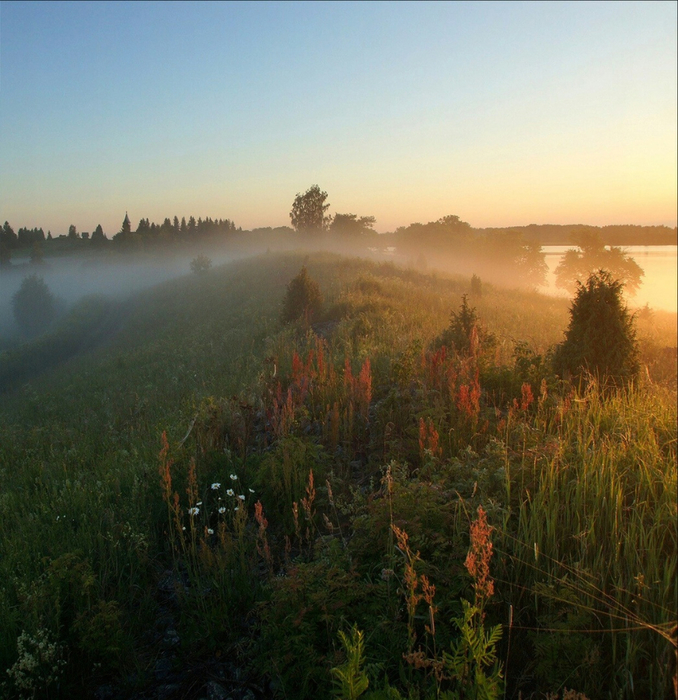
[553,269,639,387]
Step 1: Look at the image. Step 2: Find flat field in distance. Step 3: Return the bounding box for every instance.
[0,252,675,700]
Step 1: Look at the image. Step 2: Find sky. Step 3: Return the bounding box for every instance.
[0,1,676,235]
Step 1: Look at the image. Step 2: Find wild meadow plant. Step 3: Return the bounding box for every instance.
[1,252,674,698]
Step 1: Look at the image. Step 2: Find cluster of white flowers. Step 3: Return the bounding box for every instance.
[6,629,66,695]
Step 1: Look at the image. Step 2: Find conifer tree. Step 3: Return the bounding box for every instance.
[553,269,639,387]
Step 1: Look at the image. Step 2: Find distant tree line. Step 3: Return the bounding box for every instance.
[0,213,239,264]
[391,215,549,287]
[480,223,677,246]
[115,213,237,246]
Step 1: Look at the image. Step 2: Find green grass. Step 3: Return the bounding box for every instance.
[0,251,675,699]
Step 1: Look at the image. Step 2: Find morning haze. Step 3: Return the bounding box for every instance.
[0,3,676,700]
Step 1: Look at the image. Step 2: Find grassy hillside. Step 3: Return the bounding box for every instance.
[0,252,675,700]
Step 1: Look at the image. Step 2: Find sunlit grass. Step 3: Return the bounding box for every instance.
[0,251,674,698]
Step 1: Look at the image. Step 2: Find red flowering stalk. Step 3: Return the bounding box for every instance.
[254,500,272,571]
[465,505,495,608]
[158,431,173,504]
[344,357,354,389]
[418,417,441,461]
[292,351,303,385]
[357,357,372,419]
[300,468,316,523]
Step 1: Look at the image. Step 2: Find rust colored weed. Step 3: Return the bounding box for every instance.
[465,505,495,605]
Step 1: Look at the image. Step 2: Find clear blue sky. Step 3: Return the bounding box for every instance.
[1,1,676,235]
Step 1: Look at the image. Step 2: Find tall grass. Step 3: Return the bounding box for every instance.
[0,251,674,698]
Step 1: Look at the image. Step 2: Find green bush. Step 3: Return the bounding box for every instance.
[12,274,55,337]
[553,269,639,386]
[281,266,322,323]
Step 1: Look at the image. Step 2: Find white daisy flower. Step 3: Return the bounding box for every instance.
[188,507,200,516]
[207,528,214,535]
[238,494,245,501]
[230,474,238,480]
[211,483,221,490]
[226,489,234,497]
[218,507,226,514]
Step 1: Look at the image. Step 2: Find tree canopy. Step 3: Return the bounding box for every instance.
[555,231,643,295]
[290,185,331,233]
[330,214,376,236]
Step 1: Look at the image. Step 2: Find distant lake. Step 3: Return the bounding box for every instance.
[541,245,677,313]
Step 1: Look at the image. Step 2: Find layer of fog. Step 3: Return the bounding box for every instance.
[1,234,675,346]
[0,245,249,340]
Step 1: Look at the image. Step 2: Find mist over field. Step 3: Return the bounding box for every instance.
[0,248,242,339]
[1,2,676,699]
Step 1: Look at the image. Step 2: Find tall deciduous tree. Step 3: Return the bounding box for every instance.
[290,185,331,233]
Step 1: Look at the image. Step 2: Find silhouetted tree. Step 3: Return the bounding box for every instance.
[553,270,639,387]
[190,254,212,274]
[91,224,106,245]
[68,224,78,239]
[281,266,322,323]
[470,274,482,297]
[12,274,55,337]
[555,231,643,295]
[290,185,331,233]
[1,221,17,248]
[17,227,45,248]
[136,219,150,235]
[330,213,376,235]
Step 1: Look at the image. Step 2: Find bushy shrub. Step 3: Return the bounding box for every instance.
[12,274,55,337]
[190,254,212,274]
[281,266,322,323]
[553,269,639,386]
[438,294,495,357]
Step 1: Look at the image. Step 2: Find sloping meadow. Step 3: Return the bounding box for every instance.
[0,252,675,699]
